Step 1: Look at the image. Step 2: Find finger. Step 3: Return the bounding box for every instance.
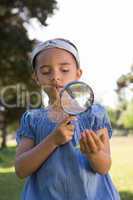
[42,84,57,95]
[65,129,74,138]
[81,132,92,154]
[100,132,106,143]
[85,130,98,153]
[80,131,87,139]
[89,130,103,150]
[97,128,107,144]
[67,124,75,131]
[79,139,86,153]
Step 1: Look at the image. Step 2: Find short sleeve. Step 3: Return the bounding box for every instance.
[102,108,112,138]
[16,111,35,144]
[90,104,113,138]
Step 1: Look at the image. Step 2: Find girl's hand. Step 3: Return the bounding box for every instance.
[79,128,107,155]
[52,116,76,147]
[79,128,111,174]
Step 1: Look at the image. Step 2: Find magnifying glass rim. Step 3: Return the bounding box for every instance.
[60,81,94,115]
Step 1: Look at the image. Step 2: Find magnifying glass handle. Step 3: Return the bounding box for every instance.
[67,119,79,146]
[66,114,75,125]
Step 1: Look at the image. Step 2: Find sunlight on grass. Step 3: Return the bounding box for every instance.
[7,139,17,147]
[0,166,15,173]
[110,136,133,193]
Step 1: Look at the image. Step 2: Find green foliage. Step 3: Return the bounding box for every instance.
[107,107,118,128]
[0,0,57,126]
[117,66,133,90]
[115,66,133,131]
[118,100,133,129]
[107,100,133,131]
[0,0,57,87]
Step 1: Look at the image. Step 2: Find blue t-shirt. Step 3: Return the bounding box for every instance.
[16,104,120,200]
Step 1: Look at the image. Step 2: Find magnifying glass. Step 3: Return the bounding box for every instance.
[60,81,94,115]
[60,81,94,149]
[42,81,94,123]
[42,81,95,149]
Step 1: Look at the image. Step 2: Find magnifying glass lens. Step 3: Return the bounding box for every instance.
[60,81,94,115]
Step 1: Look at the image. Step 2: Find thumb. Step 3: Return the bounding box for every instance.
[97,128,107,143]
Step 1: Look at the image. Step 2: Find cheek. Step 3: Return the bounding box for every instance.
[37,71,43,81]
[63,75,78,84]
[36,70,46,79]
[68,70,80,80]
[35,71,47,84]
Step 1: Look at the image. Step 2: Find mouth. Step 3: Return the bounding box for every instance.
[55,85,64,92]
[52,84,63,89]
[43,85,63,89]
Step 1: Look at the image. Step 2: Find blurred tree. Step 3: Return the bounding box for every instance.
[107,107,118,129]
[115,65,133,134]
[116,65,133,108]
[116,65,133,93]
[0,0,57,148]
[118,100,133,130]
[0,0,57,86]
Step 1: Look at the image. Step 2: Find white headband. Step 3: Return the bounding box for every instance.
[31,38,80,69]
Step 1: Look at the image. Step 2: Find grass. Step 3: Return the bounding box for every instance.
[0,136,133,200]
[110,136,133,200]
[0,146,23,200]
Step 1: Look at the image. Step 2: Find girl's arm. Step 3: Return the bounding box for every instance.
[15,134,57,178]
[80,128,112,175]
[15,116,75,179]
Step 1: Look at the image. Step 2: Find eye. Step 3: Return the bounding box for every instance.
[40,68,51,75]
[61,68,69,73]
[41,71,50,75]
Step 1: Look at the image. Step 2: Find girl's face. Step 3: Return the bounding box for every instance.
[33,48,82,103]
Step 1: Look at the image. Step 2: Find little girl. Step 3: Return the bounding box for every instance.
[15,38,120,200]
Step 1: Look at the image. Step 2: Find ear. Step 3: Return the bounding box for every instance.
[76,68,83,79]
[32,71,40,86]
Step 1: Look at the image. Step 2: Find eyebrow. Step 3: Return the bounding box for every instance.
[39,62,71,69]
[39,65,51,69]
[59,62,71,66]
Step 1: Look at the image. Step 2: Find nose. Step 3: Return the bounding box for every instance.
[50,70,61,82]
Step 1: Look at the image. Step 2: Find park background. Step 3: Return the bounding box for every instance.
[0,0,133,200]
